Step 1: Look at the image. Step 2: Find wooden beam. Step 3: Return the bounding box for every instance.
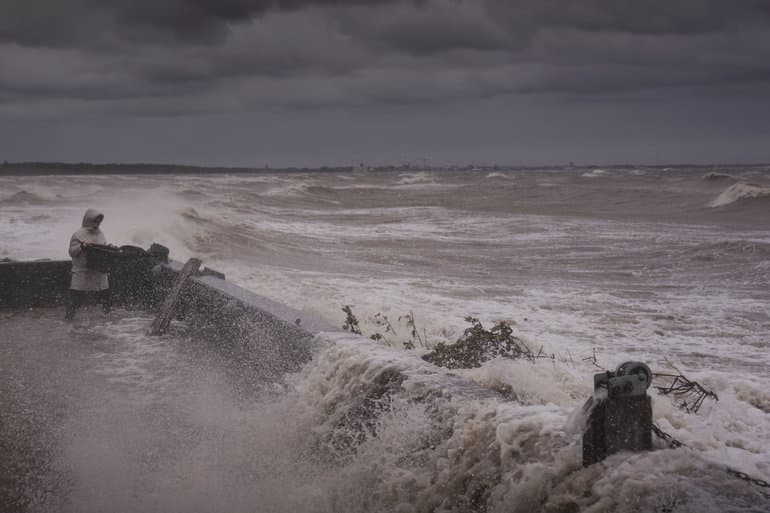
[148,258,201,336]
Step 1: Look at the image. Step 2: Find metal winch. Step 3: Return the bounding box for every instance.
[583,361,653,466]
[593,361,652,399]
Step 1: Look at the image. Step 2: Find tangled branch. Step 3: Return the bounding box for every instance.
[653,361,718,414]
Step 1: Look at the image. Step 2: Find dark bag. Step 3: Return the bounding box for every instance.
[84,244,122,273]
[85,244,150,273]
[147,243,170,262]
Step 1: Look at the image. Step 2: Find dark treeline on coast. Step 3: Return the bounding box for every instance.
[0,161,304,176]
[0,161,529,176]
[2,161,767,177]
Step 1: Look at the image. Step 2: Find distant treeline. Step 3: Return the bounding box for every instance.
[0,161,513,176]
[1,161,765,176]
[0,162,349,176]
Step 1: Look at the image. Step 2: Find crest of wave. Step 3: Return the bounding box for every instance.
[710,181,770,207]
[262,180,317,198]
[581,169,607,178]
[1,190,50,205]
[397,172,433,185]
[485,172,514,180]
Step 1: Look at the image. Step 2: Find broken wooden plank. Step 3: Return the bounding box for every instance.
[148,258,201,336]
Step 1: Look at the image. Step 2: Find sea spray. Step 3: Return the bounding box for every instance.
[2,167,769,511]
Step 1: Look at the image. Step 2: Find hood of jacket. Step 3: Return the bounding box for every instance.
[82,208,104,230]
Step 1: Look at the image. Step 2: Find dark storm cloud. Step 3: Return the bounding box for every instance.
[2,0,764,49]
[1,0,770,117]
[107,0,410,41]
[0,0,409,48]
[483,0,770,37]
[329,1,509,56]
[103,0,770,48]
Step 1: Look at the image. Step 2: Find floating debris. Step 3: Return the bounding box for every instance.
[653,362,719,414]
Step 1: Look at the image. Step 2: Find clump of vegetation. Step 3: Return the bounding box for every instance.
[399,311,426,349]
[342,305,362,335]
[422,317,546,369]
[370,312,396,343]
[341,306,427,349]
[341,306,548,369]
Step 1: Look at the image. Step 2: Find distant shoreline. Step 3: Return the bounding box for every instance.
[0,161,767,176]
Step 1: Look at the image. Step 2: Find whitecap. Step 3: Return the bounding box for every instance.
[581,169,607,178]
[396,171,433,185]
[709,181,770,207]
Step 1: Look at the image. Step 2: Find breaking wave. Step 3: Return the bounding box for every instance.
[485,172,514,180]
[260,181,347,202]
[1,190,50,205]
[703,171,736,181]
[710,181,770,207]
[581,169,607,178]
[397,172,434,185]
[178,207,204,220]
[293,334,767,513]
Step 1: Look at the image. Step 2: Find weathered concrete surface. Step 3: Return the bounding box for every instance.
[1,257,333,379]
[1,258,331,325]
[0,255,164,310]
[153,260,335,379]
[0,261,71,309]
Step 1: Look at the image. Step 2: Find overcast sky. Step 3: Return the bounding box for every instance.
[1,0,769,167]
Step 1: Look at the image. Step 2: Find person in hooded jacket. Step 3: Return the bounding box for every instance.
[65,208,111,320]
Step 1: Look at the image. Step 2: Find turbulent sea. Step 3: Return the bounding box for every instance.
[1,167,770,512]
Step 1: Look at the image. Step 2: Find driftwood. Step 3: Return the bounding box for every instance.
[653,360,719,414]
[148,258,201,336]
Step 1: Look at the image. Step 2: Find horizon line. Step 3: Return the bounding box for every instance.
[2,160,769,173]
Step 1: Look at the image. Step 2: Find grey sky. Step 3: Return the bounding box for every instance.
[1,0,769,167]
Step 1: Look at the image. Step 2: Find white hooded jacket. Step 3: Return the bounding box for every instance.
[68,208,109,291]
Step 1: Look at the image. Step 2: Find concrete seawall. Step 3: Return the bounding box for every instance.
[0,260,71,309]
[1,257,335,376]
[157,260,335,380]
[0,257,496,398]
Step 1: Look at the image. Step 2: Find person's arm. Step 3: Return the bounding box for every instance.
[69,234,86,257]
